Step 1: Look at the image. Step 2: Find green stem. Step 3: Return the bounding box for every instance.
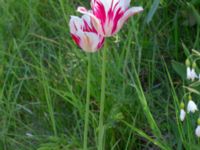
[83,54,91,150]
[98,41,107,150]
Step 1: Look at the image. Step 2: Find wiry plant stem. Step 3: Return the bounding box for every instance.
[98,41,107,150]
[83,54,91,150]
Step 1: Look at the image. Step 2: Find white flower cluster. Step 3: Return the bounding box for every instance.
[186,59,199,81]
[180,97,200,137]
[179,59,200,137]
[180,97,198,120]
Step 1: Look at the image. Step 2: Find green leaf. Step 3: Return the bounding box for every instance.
[182,43,190,57]
[189,3,200,25]
[146,0,160,24]
[172,60,186,80]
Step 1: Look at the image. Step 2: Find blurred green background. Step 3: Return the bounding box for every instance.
[0,0,200,149]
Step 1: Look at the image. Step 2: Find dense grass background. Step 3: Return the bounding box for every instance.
[0,0,200,149]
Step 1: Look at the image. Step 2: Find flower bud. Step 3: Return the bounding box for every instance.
[180,102,185,109]
[185,59,190,67]
[192,62,197,68]
[188,95,192,100]
[198,118,200,125]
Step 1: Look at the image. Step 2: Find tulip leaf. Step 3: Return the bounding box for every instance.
[146,0,160,24]
[171,60,186,80]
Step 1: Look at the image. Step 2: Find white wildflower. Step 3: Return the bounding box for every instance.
[26,132,33,137]
[180,102,186,121]
[195,118,200,137]
[180,109,186,121]
[187,99,198,113]
[190,68,197,81]
[195,126,200,137]
[187,67,192,80]
[186,59,191,80]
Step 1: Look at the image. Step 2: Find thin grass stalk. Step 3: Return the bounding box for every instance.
[41,69,57,136]
[122,120,167,150]
[131,65,162,138]
[128,60,170,150]
[163,60,185,143]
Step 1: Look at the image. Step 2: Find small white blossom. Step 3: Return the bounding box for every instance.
[186,67,197,81]
[26,132,33,137]
[187,100,198,113]
[190,68,197,81]
[187,67,192,80]
[195,125,200,137]
[180,109,186,121]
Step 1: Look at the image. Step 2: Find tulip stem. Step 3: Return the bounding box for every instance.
[83,53,91,150]
[98,42,107,150]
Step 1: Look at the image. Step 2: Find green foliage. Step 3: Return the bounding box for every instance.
[146,0,160,24]
[172,60,186,80]
[0,0,200,150]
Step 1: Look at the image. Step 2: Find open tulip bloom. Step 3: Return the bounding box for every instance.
[69,14,105,52]
[77,0,143,37]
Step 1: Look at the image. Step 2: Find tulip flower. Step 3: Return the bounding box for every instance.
[69,14,105,52]
[77,0,143,37]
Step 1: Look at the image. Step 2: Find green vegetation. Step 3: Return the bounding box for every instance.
[0,0,200,149]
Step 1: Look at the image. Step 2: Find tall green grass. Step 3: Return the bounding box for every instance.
[0,0,200,149]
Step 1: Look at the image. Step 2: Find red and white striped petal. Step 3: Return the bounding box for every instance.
[88,0,143,37]
[77,31,104,52]
[69,15,104,52]
[77,7,104,35]
[113,6,144,35]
